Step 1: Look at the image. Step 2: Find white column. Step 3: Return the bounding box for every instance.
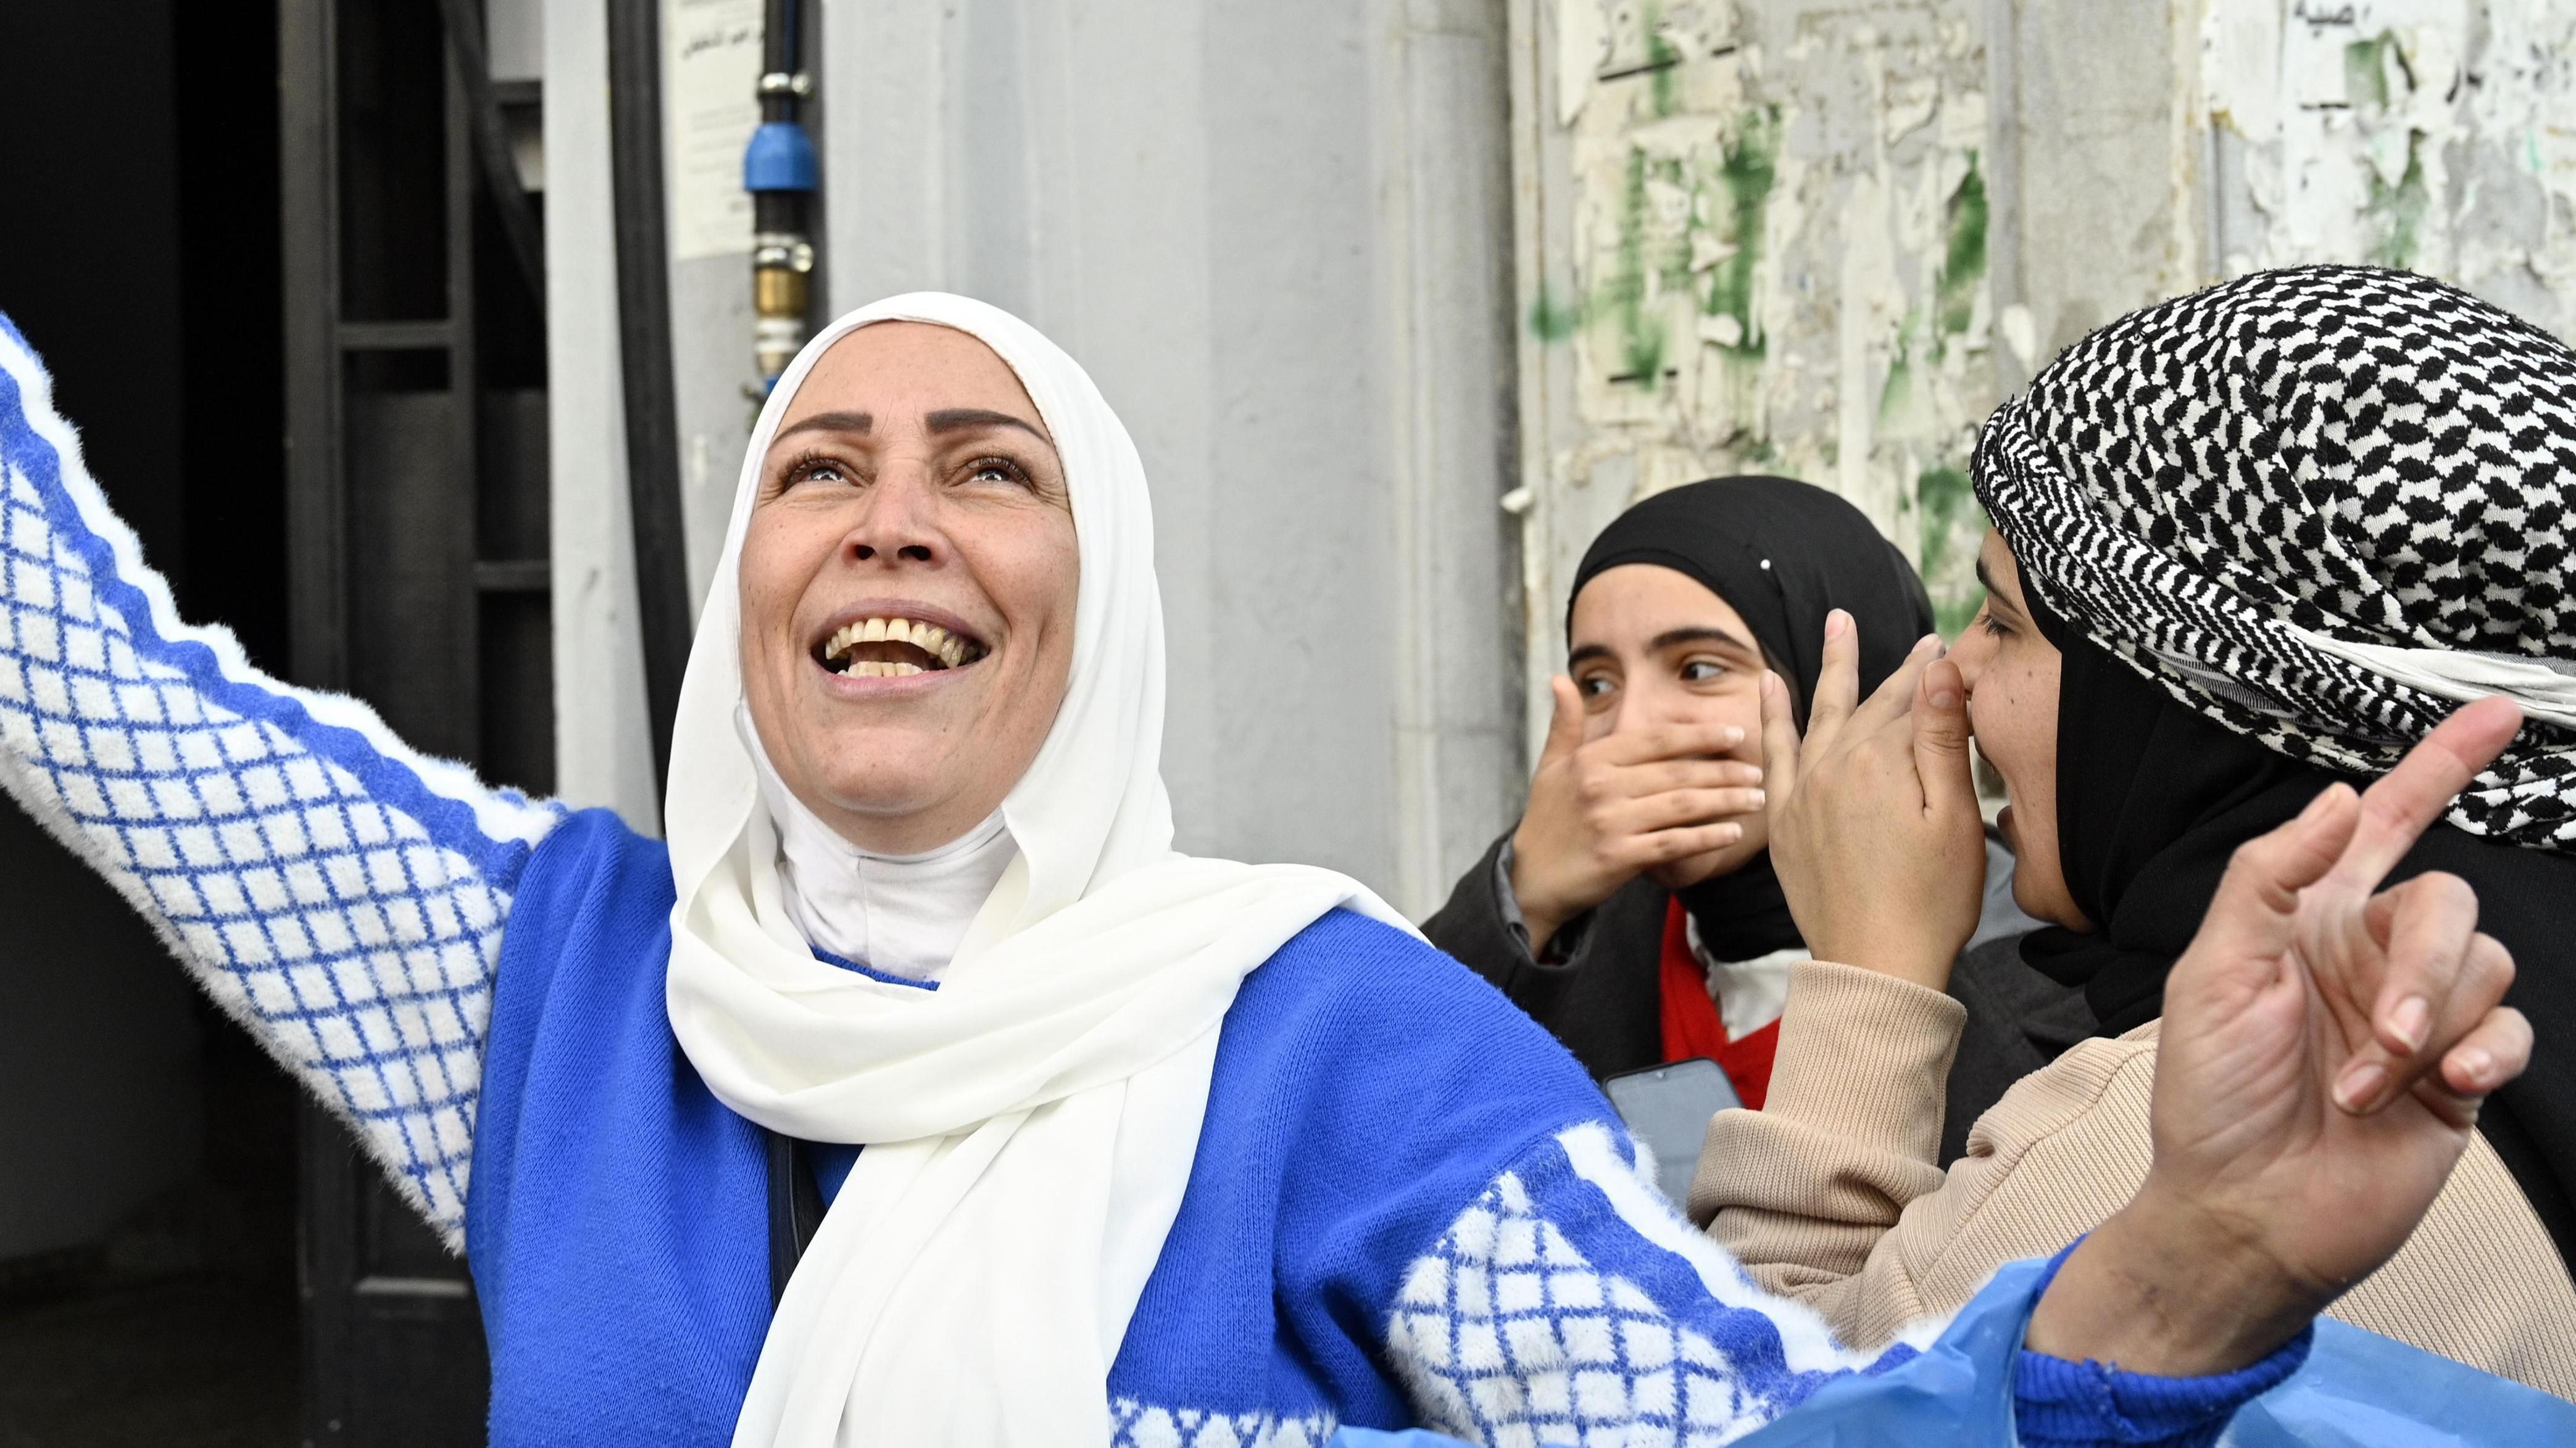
[544,0,662,829]
[1376,0,1526,912]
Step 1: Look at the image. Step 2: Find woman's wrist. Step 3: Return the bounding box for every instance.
[2025,1177,2326,1376]
[1803,925,1956,991]
[1505,829,1574,958]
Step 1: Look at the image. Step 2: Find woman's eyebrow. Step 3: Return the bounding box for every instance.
[773,410,872,443]
[926,408,1049,441]
[1974,554,2025,616]
[1647,625,1755,653]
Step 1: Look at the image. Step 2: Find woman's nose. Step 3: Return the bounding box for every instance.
[844,468,941,565]
[1947,629,1990,692]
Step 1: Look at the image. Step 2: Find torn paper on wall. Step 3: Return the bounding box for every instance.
[2203,0,2576,336]
[1531,0,1998,637]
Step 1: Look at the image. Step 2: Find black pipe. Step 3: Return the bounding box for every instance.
[607,0,694,800]
[435,0,546,304]
[747,0,816,387]
[763,0,797,119]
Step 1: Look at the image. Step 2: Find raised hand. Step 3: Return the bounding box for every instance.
[2028,697,2533,1375]
[1757,611,1987,988]
[1508,675,1765,955]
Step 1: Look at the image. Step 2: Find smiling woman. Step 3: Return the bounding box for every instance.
[0,292,2553,1446]
[737,323,1074,859]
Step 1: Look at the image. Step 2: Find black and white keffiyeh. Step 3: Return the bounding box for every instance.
[1974,265,2576,850]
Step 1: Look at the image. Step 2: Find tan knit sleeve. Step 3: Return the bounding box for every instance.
[1690,960,2154,1349]
[1699,985,2576,1396]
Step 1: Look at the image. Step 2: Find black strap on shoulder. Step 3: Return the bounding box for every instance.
[765,1130,828,1307]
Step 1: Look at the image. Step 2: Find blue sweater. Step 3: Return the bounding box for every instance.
[465,812,2287,1446]
[0,309,2290,1446]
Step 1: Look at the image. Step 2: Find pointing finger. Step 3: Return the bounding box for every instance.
[2198,783,2361,962]
[2329,696,2522,893]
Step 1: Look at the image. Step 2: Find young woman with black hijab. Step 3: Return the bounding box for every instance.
[1695,267,2576,1396]
[1423,476,2048,1119]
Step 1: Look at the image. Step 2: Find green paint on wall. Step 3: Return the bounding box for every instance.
[1703,107,1779,362]
[1936,152,1987,339]
[2365,130,2431,270]
[1644,2,1683,118]
[2345,31,2414,111]
[1610,147,1668,385]
[1877,349,1916,429]
[1528,281,1583,342]
[2346,27,2426,275]
[1916,464,1988,637]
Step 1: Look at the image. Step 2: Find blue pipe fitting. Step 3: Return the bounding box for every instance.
[744,122,818,194]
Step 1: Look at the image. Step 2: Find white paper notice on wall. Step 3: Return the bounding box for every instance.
[664,0,763,262]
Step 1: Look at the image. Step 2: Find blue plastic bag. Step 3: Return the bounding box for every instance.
[1324,1257,2576,1447]
[1731,1257,2576,1447]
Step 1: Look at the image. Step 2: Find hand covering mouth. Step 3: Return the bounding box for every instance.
[813,615,991,678]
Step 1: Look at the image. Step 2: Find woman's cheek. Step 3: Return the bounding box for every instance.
[1969,684,2035,803]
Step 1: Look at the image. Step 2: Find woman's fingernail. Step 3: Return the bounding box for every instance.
[1926,675,1961,708]
[2389,996,2432,1053]
[1747,788,1766,806]
[2454,1047,2496,1090]
[1916,632,1942,655]
[1760,671,1778,698]
[1826,610,1850,640]
[2335,1061,2390,1112]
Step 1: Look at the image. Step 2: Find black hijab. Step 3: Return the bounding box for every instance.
[1568,477,1934,962]
[2020,584,2576,1262]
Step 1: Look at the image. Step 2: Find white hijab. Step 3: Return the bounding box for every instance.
[663,292,1407,1447]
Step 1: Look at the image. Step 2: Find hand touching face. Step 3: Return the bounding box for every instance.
[1757,614,1987,988]
[1506,566,1771,953]
[737,322,1079,855]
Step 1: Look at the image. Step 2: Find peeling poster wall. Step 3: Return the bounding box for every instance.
[2203,0,2576,333]
[1508,0,2576,757]
[1519,0,2002,674]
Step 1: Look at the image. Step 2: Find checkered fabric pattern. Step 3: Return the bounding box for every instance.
[1976,265,2576,848]
[1108,1400,1334,1448]
[1387,1164,1792,1447]
[0,315,563,1246]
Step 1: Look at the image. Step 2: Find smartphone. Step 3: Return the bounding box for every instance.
[1601,1057,1743,1208]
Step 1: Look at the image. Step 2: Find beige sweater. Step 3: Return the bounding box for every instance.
[1691,961,2576,1400]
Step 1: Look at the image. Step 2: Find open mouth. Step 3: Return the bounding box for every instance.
[814,615,991,678]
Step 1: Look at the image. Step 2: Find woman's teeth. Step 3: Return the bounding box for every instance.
[820,616,986,676]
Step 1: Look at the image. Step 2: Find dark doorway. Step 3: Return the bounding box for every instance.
[1,0,551,1441]
[279,0,554,1439]
[0,2,299,1445]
